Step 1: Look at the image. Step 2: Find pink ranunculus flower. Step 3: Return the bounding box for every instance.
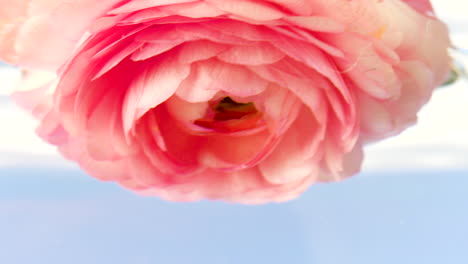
[1,0,450,203]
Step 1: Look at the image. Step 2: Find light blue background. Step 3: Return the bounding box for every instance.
[0,167,467,264]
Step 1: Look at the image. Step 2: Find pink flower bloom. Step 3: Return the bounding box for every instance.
[1,0,450,203]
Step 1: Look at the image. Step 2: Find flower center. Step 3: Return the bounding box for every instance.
[194,97,263,133]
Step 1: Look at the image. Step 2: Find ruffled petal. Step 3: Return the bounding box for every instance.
[259,107,324,184]
[122,55,190,132]
[217,42,285,65]
[177,59,268,100]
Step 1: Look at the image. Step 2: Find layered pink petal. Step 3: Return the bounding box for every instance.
[177,59,269,100]
[5,0,450,204]
[122,55,190,132]
[217,42,285,65]
[259,107,324,184]
[205,0,285,21]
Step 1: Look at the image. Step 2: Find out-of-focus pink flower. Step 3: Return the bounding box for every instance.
[1,0,451,203]
[0,0,120,69]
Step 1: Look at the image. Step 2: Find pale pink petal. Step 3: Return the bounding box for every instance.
[91,24,151,60]
[109,0,197,15]
[76,150,130,182]
[326,33,402,99]
[65,60,139,136]
[165,95,210,126]
[249,59,329,124]
[36,110,69,145]
[256,83,302,135]
[202,19,277,42]
[175,67,220,103]
[326,107,360,153]
[159,1,225,18]
[93,41,143,79]
[266,0,316,15]
[126,153,173,187]
[177,59,268,99]
[122,56,191,133]
[205,0,285,21]
[154,104,203,167]
[202,19,344,58]
[131,41,185,61]
[135,110,199,174]
[372,40,401,65]
[269,37,351,103]
[271,26,345,58]
[198,129,271,169]
[358,93,396,141]
[358,60,435,141]
[259,107,325,184]
[177,40,227,64]
[317,141,363,183]
[84,79,138,160]
[217,42,285,65]
[135,23,253,46]
[116,7,169,25]
[393,61,434,113]
[85,94,122,160]
[285,16,346,33]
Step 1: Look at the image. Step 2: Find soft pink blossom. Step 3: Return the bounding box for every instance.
[2,0,451,203]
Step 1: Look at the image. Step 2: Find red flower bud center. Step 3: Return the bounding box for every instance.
[194,97,263,133]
